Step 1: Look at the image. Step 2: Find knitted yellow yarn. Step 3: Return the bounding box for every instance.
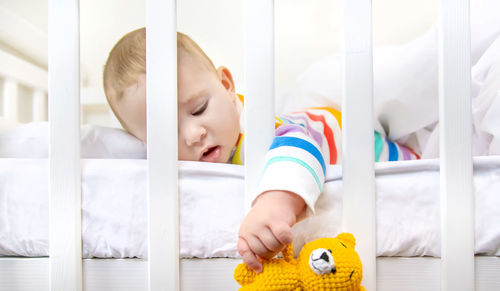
[234,233,366,291]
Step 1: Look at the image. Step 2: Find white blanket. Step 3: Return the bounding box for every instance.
[277,0,500,157]
[1,158,499,258]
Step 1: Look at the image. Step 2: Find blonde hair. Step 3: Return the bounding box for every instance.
[103,27,216,105]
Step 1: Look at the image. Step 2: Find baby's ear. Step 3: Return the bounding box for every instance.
[337,233,356,248]
[217,66,235,93]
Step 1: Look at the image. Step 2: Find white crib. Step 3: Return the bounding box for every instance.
[0,50,47,130]
[1,0,500,290]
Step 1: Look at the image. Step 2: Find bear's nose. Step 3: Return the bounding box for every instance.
[320,252,330,262]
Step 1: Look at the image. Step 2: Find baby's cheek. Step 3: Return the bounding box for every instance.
[177,143,193,161]
[218,114,239,136]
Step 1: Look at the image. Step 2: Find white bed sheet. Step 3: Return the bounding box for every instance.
[0,157,499,259]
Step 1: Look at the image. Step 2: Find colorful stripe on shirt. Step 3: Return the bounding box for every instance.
[231,99,420,219]
[374,130,420,162]
[230,105,418,166]
[270,136,326,175]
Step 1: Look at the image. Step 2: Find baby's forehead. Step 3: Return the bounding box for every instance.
[179,50,217,75]
[178,62,218,98]
[178,88,210,106]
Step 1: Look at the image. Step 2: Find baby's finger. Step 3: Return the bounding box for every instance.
[237,237,262,273]
[269,221,294,245]
[244,234,274,258]
[258,227,283,257]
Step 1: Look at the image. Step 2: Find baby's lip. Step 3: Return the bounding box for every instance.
[200,145,221,162]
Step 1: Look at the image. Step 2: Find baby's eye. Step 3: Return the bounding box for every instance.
[192,100,208,116]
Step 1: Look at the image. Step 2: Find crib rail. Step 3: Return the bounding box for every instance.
[341,0,377,290]
[48,0,82,290]
[438,0,474,290]
[145,0,179,289]
[243,0,276,211]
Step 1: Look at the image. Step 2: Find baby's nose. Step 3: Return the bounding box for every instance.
[185,125,206,146]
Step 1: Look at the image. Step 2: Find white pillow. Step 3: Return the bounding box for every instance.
[0,122,146,158]
[277,29,439,141]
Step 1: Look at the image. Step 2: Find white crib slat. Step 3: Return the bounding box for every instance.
[438,0,474,290]
[341,1,376,290]
[243,0,275,212]
[146,0,179,290]
[32,90,47,121]
[2,78,18,122]
[48,0,82,290]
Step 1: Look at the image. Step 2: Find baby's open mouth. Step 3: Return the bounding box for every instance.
[200,146,221,162]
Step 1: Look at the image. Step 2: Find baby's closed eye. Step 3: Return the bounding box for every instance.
[192,100,208,115]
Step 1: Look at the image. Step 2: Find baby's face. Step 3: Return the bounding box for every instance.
[119,56,240,163]
[176,57,240,163]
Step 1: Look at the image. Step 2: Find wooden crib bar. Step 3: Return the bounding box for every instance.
[341,0,377,290]
[243,0,276,212]
[146,0,180,290]
[48,0,82,290]
[438,0,475,290]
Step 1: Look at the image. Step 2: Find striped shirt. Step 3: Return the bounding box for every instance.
[229,95,419,216]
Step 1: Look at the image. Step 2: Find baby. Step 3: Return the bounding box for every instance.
[103,27,419,273]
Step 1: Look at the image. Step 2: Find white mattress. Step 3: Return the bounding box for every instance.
[0,157,499,259]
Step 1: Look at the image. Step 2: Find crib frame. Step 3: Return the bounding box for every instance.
[0,0,496,290]
[0,49,48,129]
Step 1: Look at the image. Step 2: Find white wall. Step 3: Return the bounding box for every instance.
[0,0,437,127]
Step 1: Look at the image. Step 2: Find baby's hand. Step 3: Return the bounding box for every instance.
[237,190,306,273]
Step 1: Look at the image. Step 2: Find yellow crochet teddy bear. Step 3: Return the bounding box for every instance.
[234,233,366,291]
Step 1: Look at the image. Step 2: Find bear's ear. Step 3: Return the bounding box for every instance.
[337,233,356,248]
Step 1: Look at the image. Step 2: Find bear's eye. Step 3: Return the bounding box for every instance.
[340,242,347,248]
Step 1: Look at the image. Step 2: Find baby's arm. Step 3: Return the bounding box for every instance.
[237,190,305,272]
[238,109,337,272]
